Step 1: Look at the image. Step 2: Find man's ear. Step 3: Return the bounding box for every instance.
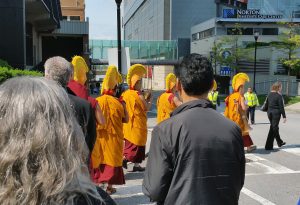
[176,78,181,92]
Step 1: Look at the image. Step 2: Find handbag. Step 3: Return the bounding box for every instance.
[261,96,268,112]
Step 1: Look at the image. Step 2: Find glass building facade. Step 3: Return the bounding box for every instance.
[247,0,300,18]
[90,40,178,60]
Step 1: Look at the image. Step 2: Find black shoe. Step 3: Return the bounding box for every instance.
[132,166,145,172]
[278,142,286,147]
[122,159,128,169]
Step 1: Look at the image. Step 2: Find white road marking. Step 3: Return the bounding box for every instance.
[242,187,276,205]
[282,147,300,157]
[246,154,295,174]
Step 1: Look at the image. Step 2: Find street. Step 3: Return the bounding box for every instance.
[110,102,300,205]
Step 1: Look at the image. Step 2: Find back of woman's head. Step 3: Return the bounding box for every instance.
[0,77,101,204]
[271,81,282,92]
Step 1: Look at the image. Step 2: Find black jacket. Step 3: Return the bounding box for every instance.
[143,99,245,205]
[67,88,97,152]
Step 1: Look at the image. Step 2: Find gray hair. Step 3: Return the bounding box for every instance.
[0,77,103,204]
[44,56,73,87]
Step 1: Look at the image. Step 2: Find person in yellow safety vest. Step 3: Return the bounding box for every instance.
[244,87,259,124]
[208,80,220,110]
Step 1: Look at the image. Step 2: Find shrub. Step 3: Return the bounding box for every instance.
[0,67,43,84]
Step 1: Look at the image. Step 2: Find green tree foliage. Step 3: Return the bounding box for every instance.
[274,22,300,95]
[211,24,253,74]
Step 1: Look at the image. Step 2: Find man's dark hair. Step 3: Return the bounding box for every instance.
[175,53,214,96]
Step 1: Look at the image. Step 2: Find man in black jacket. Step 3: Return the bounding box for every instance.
[143,54,245,205]
[44,56,96,152]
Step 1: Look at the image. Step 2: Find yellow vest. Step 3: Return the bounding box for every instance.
[244,92,259,107]
[208,91,218,105]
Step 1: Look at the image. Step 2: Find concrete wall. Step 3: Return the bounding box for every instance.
[152,65,174,90]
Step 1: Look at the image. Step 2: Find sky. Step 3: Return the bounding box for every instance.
[86,0,118,40]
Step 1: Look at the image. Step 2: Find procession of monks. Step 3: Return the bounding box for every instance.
[69,56,256,195]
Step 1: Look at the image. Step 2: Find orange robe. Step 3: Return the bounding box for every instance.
[122,90,147,146]
[157,92,176,123]
[224,92,249,136]
[91,95,125,169]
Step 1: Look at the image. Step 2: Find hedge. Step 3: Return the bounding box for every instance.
[0,67,43,84]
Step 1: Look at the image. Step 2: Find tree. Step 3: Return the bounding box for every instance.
[274,22,300,96]
[211,23,253,74]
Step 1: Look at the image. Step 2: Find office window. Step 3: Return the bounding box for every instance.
[242,28,254,35]
[70,16,80,21]
[262,28,278,35]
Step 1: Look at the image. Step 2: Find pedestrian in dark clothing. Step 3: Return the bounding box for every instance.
[44,56,97,152]
[265,82,287,150]
[143,54,245,205]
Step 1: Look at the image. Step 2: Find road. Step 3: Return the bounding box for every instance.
[108,99,300,205]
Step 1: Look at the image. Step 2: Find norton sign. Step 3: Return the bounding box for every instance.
[223,9,283,19]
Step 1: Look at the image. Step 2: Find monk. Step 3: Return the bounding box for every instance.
[157,73,182,123]
[122,64,152,172]
[67,56,105,125]
[225,73,256,152]
[91,65,128,194]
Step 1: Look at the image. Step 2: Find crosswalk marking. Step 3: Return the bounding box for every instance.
[281,147,300,157]
[242,188,276,205]
[246,153,295,174]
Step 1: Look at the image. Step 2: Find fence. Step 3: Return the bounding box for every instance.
[255,79,299,96]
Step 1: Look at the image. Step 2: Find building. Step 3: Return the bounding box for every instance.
[42,0,89,67]
[0,0,62,69]
[0,0,89,70]
[61,0,85,21]
[190,0,300,95]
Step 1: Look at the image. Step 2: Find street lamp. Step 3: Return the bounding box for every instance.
[115,0,122,73]
[253,31,259,92]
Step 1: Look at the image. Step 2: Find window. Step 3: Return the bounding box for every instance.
[62,16,68,20]
[192,28,214,41]
[262,28,278,35]
[242,28,254,35]
[70,16,80,21]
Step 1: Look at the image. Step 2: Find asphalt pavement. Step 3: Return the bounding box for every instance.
[108,97,300,205]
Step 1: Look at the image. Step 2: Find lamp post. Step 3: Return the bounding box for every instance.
[115,0,122,73]
[253,31,259,92]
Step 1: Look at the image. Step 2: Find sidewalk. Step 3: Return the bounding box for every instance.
[285,102,300,113]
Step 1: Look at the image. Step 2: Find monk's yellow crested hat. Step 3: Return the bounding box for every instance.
[126,64,146,88]
[71,56,89,85]
[232,73,249,91]
[213,80,217,91]
[101,65,120,94]
[166,73,176,91]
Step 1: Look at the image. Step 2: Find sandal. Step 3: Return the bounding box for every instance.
[106,187,116,195]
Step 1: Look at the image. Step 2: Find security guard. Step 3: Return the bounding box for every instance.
[244,87,259,124]
[208,80,220,110]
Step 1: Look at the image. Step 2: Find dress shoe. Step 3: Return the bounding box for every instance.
[278,142,286,147]
[132,166,145,172]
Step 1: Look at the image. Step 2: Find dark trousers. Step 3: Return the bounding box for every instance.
[265,110,284,150]
[247,106,256,124]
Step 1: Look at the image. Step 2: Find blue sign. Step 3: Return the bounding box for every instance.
[220,66,232,76]
[223,9,237,18]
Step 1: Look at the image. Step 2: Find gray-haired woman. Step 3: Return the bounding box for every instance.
[0,77,113,205]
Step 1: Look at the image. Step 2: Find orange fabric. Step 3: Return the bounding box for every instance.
[224,92,249,136]
[157,92,176,123]
[122,90,147,146]
[91,95,125,168]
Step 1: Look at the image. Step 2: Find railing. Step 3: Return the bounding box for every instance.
[255,79,299,96]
